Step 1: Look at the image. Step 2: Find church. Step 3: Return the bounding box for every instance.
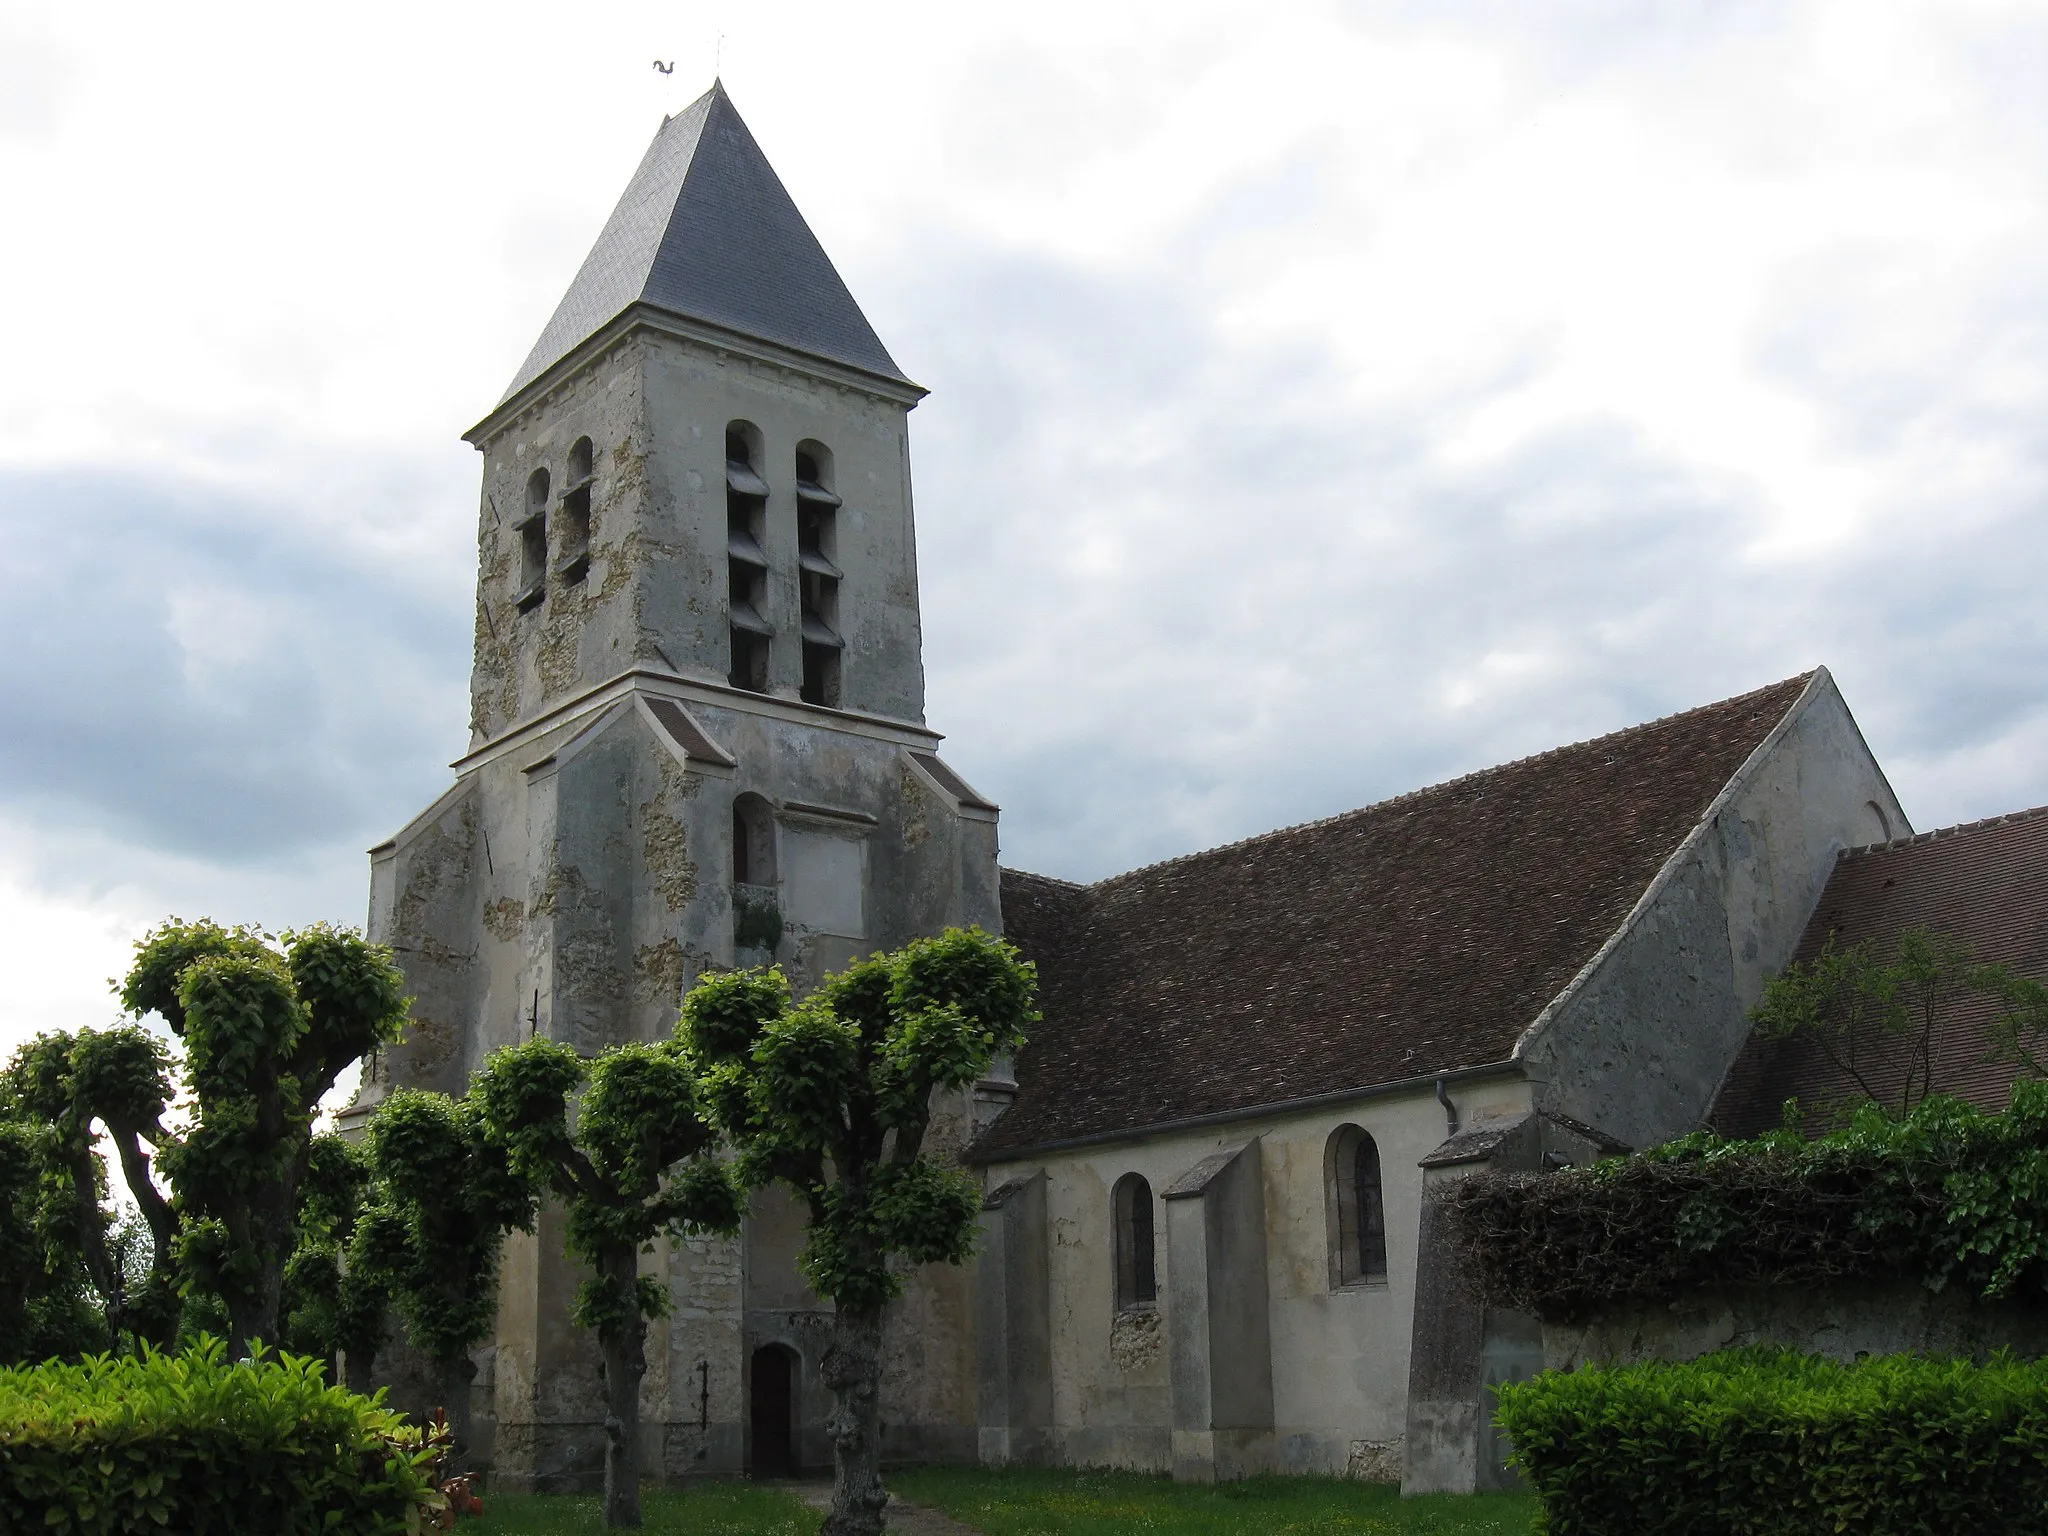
[347,81,2041,1498]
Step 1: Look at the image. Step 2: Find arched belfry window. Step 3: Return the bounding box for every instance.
[795,442,842,708]
[726,423,771,692]
[559,436,593,584]
[1328,1126,1388,1287]
[517,467,550,611]
[1112,1173,1156,1310]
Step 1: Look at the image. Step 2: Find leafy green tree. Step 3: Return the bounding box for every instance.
[354,1084,537,1471]
[281,1132,390,1386]
[678,928,1036,1536]
[1752,926,2005,1118]
[1,1026,180,1354]
[472,1036,742,1530]
[118,918,410,1358]
[0,1113,105,1363]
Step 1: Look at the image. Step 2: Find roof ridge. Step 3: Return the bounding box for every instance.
[1000,868,1088,890]
[1080,673,1816,895]
[1841,801,2048,859]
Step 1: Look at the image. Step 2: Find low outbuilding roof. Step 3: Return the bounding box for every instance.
[982,673,1817,1156]
[1710,805,2048,1137]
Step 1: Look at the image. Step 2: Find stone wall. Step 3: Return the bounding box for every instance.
[1545,1278,2048,1371]
[977,1071,1534,1480]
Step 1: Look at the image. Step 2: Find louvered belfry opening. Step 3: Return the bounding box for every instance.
[726,423,771,692]
[516,468,550,611]
[795,444,842,708]
[558,436,593,585]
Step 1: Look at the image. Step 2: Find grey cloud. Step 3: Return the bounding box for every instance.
[868,227,2048,884]
[0,468,469,868]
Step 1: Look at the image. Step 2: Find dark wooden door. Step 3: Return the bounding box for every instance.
[750,1346,795,1477]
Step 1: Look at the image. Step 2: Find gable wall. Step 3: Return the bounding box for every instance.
[1520,674,1907,1151]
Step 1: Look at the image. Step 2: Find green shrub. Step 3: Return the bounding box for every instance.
[1443,1079,2048,1319]
[0,1338,443,1535]
[1495,1347,2048,1535]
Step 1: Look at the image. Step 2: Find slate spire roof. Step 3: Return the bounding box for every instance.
[501,81,911,403]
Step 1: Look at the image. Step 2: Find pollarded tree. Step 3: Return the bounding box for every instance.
[119,918,410,1358]
[0,1112,104,1363]
[353,1084,537,1471]
[282,1132,391,1387]
[679,928,1036,1536]
[471,1036,743,1530]
[1,1026,182,1352]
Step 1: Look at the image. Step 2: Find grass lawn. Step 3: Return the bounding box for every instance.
[467,1470,1536,1534]
[892,1466,1538,1535]
[463,1482,815,1535]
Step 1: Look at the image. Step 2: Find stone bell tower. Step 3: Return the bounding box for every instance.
[352,81,1001,1490]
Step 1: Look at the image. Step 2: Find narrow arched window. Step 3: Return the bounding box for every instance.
[731,792,781,957]
[726,423,771,692]
[732,792,777,887]
[1112,1173,1156,1310]
[559,436,593,584]
[795,442,842,708]
[517,468,550,610]
[1328,1125,1388,1287]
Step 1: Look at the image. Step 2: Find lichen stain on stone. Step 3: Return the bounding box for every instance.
[640,757,701,912]
[633,936,688,1011]
[483,896,525,943]
[401,1013,461,1075]
[899,765,934,852]
[472,533,520,738]
[534,596,585,699]
[393,796,476,946]
[549,860,627,1024]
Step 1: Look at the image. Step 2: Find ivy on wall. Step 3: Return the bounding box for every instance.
[1442,1080,2048,1320]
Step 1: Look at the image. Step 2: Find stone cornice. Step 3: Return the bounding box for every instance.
[453,667,943,775]
[466,303,928,449]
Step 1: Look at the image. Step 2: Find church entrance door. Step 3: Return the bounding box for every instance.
[750,1345,797,1477]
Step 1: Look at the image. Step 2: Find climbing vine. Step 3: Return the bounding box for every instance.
[1442,1080,2048,1320]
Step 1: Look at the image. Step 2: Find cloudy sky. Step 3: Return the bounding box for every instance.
[2,0,2046,1055]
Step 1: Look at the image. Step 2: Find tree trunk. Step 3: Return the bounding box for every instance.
[439,1352,479,1473]
[599,1249,647,1530]
[820,1307,888,1536]
[226,1276,279,1364]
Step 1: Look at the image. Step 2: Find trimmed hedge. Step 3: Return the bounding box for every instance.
[1442,1080,2048,1319]
[1494,1348,2048,1535]
[0,1339,442,1534]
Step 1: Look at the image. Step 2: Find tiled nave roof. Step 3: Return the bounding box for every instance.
[984,674,1817,1154]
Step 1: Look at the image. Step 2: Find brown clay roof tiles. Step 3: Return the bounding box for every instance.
[1710,806,2048,1138]
[982,673,1817,1155]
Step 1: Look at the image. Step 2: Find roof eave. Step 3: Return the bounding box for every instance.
[466,299,928,447]
[966,1058,1524,1164]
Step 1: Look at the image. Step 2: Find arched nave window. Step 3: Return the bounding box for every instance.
[1112,1172,1156,1310]
[1328,1125,1388,1287]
